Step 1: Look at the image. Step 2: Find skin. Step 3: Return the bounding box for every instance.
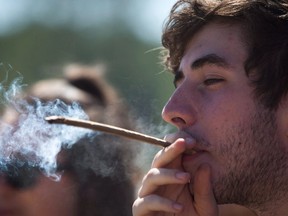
[0,172,78,216]
[133,22,288,216]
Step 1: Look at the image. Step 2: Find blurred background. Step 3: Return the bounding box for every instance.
[0,0,176,125]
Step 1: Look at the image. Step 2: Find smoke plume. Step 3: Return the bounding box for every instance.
[0,75,93,180]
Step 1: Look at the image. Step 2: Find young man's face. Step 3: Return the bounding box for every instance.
[162,22,288,206]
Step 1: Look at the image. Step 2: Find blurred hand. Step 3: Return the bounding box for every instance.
[132,138,218,216]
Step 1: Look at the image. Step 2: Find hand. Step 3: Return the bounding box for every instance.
[132,138,218,216]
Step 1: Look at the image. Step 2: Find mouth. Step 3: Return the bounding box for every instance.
[184,148,199,155]
[164,131,209,161]
[182,148,206,162]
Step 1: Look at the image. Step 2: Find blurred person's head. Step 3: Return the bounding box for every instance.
[0,63,138,216]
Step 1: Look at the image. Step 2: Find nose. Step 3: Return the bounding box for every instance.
[162,86,196,129]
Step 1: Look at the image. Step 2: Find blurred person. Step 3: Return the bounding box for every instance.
[0,63,139,216]
[133,0,288,216]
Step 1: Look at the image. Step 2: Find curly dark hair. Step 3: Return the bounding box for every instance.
[162,0,288,109]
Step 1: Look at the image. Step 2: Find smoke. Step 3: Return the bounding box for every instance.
[132,116,175,174]
[0,75,93,180]
[0,70,175,187]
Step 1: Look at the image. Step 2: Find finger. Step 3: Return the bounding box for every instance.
[193,164,218,216]
[133,195,183,216]
[152,138,189,168]
[138,168,191,197]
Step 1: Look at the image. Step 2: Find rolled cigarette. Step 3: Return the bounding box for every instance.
[45,116,170,147]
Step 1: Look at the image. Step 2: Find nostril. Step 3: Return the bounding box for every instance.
[171,117,186,125]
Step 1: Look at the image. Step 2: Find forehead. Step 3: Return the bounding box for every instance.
[180,22,248,70]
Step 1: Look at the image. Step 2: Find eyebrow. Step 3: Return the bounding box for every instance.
[173,54,229,87]
[191,54,229,70]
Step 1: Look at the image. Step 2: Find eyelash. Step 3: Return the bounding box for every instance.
[203,78,224,86]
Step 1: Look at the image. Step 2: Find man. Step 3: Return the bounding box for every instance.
[133,0,288,215]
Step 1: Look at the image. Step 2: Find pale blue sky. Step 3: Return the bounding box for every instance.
[0,0,175,43]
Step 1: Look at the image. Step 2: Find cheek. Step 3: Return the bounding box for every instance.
[201,92,255,128]
[198,95,256,162]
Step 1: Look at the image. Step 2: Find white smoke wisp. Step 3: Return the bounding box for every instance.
[0,76,93,180]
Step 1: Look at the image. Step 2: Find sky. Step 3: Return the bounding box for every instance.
[0,0,176,43]
[128,0,175,42]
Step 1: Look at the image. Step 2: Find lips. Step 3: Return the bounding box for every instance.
[182,148,206,162]
[164,131,209,162]
[184,148,198,155]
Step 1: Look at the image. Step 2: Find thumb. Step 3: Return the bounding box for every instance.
[193,164,218,216]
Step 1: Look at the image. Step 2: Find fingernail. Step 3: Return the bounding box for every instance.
[173,203,183,210]
[175,172,190,180]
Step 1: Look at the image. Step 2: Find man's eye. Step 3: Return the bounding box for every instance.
[173,71,184,88]
[203,78,224,86]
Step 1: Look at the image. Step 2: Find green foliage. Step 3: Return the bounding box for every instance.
[0,23,174,122]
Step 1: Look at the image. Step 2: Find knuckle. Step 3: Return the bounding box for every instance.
[145,168,159,179]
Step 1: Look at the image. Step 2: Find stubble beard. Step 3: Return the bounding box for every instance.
[213,105,288,212]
